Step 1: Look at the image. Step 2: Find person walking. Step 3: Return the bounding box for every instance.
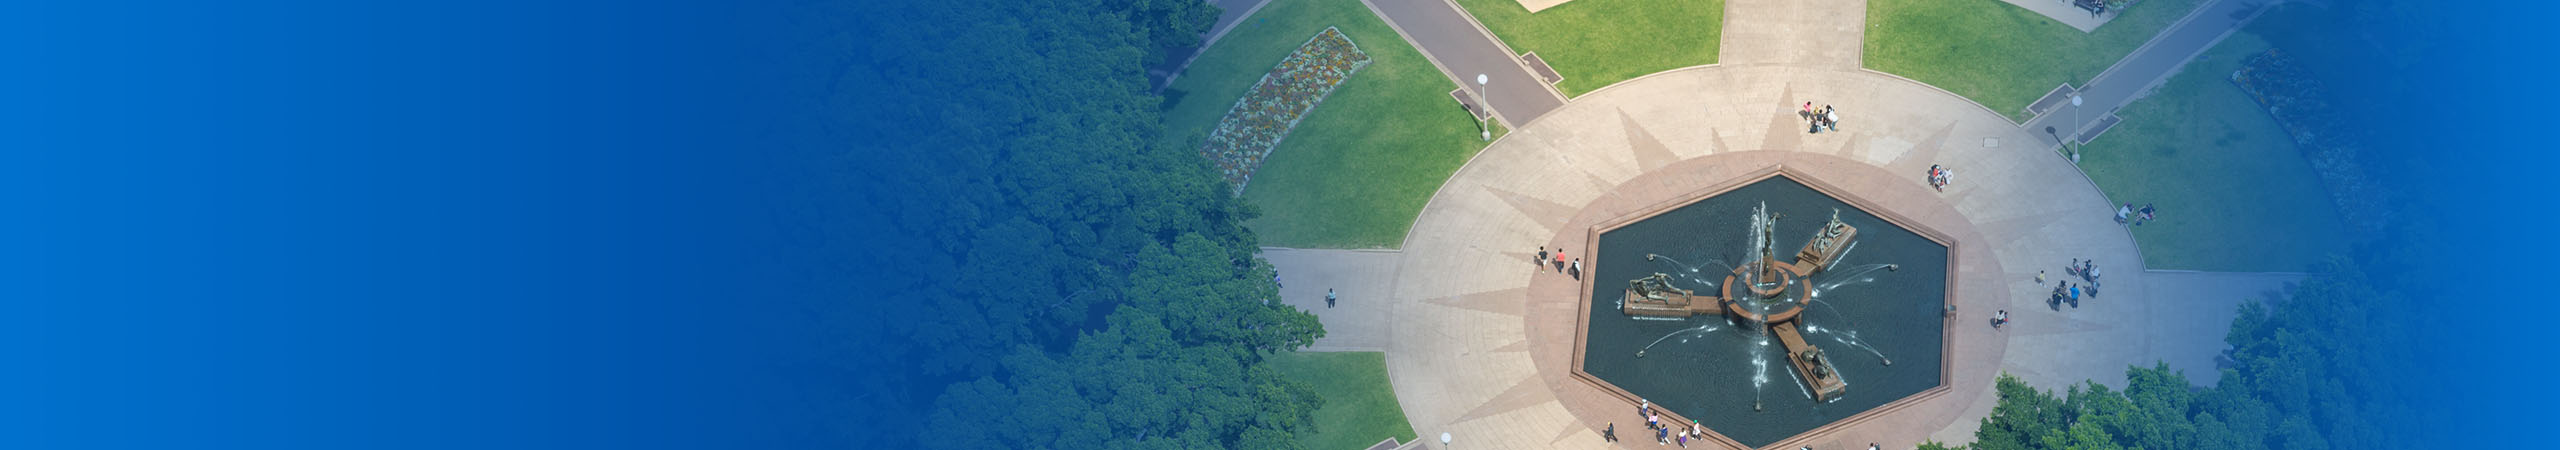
[1537,246,1549,271]
[1656,425,1668,444]
[1325,288,1336,308]
[1571,258,1583,279]
[1605,423,1617,442]
[2036,270,2046,284]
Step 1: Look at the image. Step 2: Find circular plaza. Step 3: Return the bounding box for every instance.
[1371,63,2169,449]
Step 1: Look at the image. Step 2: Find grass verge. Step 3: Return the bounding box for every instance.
[1451,0,1722,97]
[2075,5,2351,272]
[1267,351,1417,450]
[1864,0,2205,121]
[1161,0,1502,249]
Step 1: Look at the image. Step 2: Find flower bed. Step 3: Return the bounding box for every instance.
[1200,27,1372,191]
[2231,49,2390,237]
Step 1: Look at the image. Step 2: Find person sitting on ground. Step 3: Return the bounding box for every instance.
[1994,309,2009,328]
[2116,203,2132,223]
[2137,203,2156,225]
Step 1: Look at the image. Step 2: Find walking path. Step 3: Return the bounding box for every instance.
[1249,0,2314,447]
[1718,0,1866,70]
[1266,247,1404,352]
[2025,0,2272,142]
[1994,0,2114,33]
[1359,0,1568,128]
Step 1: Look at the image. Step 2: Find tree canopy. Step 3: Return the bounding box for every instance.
[776,0,1331,447]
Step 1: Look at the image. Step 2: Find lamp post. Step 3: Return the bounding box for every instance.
[2068,93,2084,162]
[1476,74,1491,141]
[1441,432,1453,449]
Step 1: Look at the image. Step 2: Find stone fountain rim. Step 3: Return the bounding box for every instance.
[1566,163,1962,450]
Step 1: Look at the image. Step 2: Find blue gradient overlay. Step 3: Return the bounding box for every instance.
[0,0,2549,448]
[2,1,831,447]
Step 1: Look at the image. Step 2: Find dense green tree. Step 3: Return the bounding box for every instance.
[921,306,1319,450]
[773,0,1321,447]
[765,0,1305,446]
[1109,0,1224,66]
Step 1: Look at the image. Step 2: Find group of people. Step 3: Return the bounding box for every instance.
[1803,102,1841,133]
[2113,202,2157,226]
[1608,401,1885,449]
[1536,245,1584,279]
[1612,399,1699,446]
[1927,165,1955,192]
[2047,259,2101,307]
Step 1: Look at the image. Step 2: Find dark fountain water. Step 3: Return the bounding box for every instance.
[1582,175,1947,447]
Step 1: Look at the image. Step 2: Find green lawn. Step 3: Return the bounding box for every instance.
[1161,0,1502,248]
[1864,0,2205,121]
[1451,0,1722,97]
[2075,5,2350,272]
[1267,351,1417,450]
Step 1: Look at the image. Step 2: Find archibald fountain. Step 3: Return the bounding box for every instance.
[1575,172,1947,448]
[1620,203,1882,408]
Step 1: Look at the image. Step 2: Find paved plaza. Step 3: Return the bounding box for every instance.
[1246,0,2291,447]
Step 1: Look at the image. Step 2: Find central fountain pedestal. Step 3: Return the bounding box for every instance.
[1718,263,1809,325]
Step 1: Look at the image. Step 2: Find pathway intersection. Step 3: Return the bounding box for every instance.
[1252,0,2297,447]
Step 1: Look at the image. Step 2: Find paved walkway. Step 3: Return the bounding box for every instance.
[1995,0,2113,33]
[2025,0,2271,141]
[2123,270,2305,384]
[1719,0,1867,70]
[1267,247,1405,352]
[1360,0,1568,127]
